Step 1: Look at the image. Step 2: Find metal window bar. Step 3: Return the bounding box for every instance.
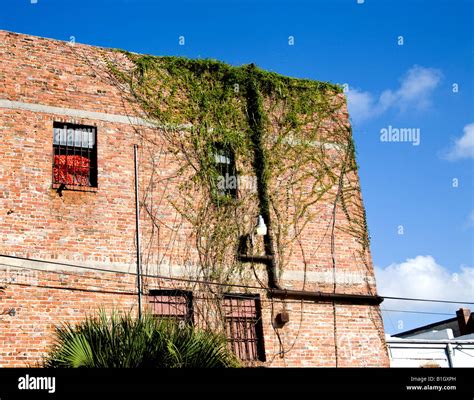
[222,294,265,362]
[214,143,237,198]
[52,122,97,188]
[148,289,194,325]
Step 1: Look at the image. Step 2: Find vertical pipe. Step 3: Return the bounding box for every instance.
[245,64,280,290]
[134,144,142,319]
[446,343,454,368]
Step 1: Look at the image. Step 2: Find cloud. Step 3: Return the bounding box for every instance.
[345,89,375,124]
[445,123,474,160]
[347,65,442,125]
[375,255,474,313]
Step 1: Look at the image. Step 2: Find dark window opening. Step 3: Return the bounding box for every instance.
[213,144,237,199]
[149,289,194,325]
[223,293,266,362]
[52,122,97,188]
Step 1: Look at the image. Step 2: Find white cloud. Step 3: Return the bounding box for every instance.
[345,89,375,124]
[375,255,474,313]
[394,65,442,109]
[347,65,442,125]
[445,123,474,160]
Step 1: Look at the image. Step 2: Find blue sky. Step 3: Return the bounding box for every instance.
[1,0,473,334]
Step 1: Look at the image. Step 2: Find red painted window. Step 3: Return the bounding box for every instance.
[223,294,266,362]
[52,122,97,187]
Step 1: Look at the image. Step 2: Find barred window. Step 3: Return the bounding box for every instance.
[149,289,194,324]
[214,144,237,198]
[53,122,97,188]
[223,294,265,362]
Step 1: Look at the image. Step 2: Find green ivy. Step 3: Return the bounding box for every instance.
[106,51,370,286]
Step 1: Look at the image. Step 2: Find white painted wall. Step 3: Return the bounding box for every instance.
[387,339,474,368]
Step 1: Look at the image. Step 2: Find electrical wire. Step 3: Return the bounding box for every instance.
[381,309,458,316]
[1,263,466,319]
[3,255,472,363]
[1,253,473,306]
[382,296,474,305]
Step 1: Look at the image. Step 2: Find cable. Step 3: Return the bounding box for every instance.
[5,280,136,296]
[382,296,474,305]
[0,253,263,290]
[383,308,397,332]
[381,309,457,316]
[0,262,129,287]
[2,254,473,306]
[1,263,464,318]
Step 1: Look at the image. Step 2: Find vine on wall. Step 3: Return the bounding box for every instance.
[104,52,373,359]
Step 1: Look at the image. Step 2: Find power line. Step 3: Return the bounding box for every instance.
[0,262,129,287]
[4,264,456,316]
[1,253,473,306]
[0,253,263,291]
[5,280,136,296]
[0,265,465,318]
[1,258,469,324]
[382,296,474,306]
[381,309,455,316]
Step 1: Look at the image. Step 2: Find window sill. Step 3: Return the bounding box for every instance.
[51,183,98,194]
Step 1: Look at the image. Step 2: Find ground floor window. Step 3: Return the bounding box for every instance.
[148,289,194,325]
[222,293,266,362]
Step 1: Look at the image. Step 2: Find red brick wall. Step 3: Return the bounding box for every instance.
[0,269,136,366]
[0,30,389,367]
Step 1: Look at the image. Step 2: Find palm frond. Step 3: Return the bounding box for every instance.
[43,310,240,368]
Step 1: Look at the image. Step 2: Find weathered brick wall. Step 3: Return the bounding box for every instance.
[0,30,389,367]
[0,266,386,367]
[0,268,136,366]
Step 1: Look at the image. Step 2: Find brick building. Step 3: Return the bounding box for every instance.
[0,30,389,367]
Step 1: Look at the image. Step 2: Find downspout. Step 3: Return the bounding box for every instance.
[240,65,382,306]
[244,64,281,290]
[134,144,143,319]
[446,343,454,368]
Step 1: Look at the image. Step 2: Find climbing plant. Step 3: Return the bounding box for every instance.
[102,51,373,359]
[106,52,370,284]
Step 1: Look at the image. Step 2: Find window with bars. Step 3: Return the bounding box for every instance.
[214,143,237,199]
[52,122,97,188]
[222,294,266,362]
[148,289,194,324]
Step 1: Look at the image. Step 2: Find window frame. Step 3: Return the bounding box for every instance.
[213,143,237,200]
[148,289,194,325]
[52,122,98,189]
[222,293,266,362]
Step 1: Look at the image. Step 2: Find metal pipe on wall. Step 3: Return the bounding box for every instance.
[268,288,383,306]
[134,144,143,319]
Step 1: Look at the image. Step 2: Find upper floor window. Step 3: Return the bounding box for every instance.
[52,122,97,188]
[214,144,237,199]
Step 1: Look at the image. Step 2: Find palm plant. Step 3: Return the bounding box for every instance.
[43,311,240,368]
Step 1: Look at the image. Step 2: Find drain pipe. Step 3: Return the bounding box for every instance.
[446,343,454,368]
[245,64,281,290]
[134,144,143,319]
[268,288,383,306]
[242,65,382,306]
